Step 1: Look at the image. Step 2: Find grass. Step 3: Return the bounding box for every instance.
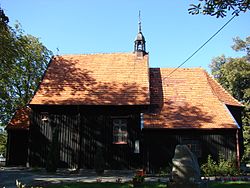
[209,181,250,188]
[46,182,167,188]
[42,181,250,188]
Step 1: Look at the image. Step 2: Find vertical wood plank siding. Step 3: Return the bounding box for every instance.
[30,111,52,166]
[29,106,239,171]
[29,106,143,169]
[143,129,237,173]
[6,130,28,166]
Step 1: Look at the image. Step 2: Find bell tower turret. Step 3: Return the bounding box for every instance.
[134,11,147,56]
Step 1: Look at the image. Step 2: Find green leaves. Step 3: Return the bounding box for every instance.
[188,4,202,15]
[188,0,250,18]
[210,36,250,104]
[232,36,250,61]
[209,36,250,163]
[201,154,239,176]
[220,58,250,102]
[0,8,52,126]
[0,133,7,156]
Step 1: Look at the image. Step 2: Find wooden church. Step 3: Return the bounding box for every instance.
[6,19,243,172]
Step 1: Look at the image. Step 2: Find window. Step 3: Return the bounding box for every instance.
[113,119,128,144]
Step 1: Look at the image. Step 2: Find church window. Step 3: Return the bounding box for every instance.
[113,119,128,144]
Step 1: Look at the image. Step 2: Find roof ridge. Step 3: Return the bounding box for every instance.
[54,52,136,57]
[157,67,204,70]
[203,70,242,106]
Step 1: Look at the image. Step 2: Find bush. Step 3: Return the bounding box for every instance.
[132,174,145,186]
[0,133,7,157]
[201,155,216,176]
[201,154,239,177]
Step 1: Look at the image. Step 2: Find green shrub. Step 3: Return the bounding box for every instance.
[0,133,7,157]
[132,174,145,187]
[201,155,216,176]
[133,175,145,183]
[201,154,239,177]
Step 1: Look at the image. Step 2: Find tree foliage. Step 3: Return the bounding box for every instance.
[0,133,7,156]
[232,36,250,61]
[0,7,52,126]
[210,57,250,102]
[189,0,250,18]
[210,36,250,162]
[0,8,9,24]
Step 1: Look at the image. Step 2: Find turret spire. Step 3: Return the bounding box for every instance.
[134,11,146,55]
[138,10,141,33]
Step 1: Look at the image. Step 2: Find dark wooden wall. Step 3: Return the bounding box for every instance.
[226,104,244,158]
[8,104,242,171]
[143,129,238,173]
[6,130,28,166]
[29,105,144,169]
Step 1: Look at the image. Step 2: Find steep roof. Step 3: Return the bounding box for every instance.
[205,72,242,106]
[30,53,150,105]
[6,107,30,130]
[144,68,242,129]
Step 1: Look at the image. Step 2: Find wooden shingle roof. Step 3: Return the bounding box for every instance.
[144,68,242,129]
[205,72,242,106]
[6,107,31,130]
[30,53,150,105]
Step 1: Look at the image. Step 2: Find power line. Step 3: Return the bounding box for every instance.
[166,14,237,78]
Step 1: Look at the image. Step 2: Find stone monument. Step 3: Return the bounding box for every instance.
[168,145,207,188]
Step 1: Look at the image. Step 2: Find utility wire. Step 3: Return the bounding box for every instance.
[165,14,237,78]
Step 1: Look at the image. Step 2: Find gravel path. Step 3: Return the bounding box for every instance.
[0,168,138,188]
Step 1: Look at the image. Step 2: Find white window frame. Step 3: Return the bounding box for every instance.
[112,119,128,144]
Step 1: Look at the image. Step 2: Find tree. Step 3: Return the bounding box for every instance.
[0,8,9,24]
[0,133,7,156]
[232,36,250,61]
[188,0,250,18]
[210,57,250,102]
[210,36,250,163]
[0,7,52,127]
